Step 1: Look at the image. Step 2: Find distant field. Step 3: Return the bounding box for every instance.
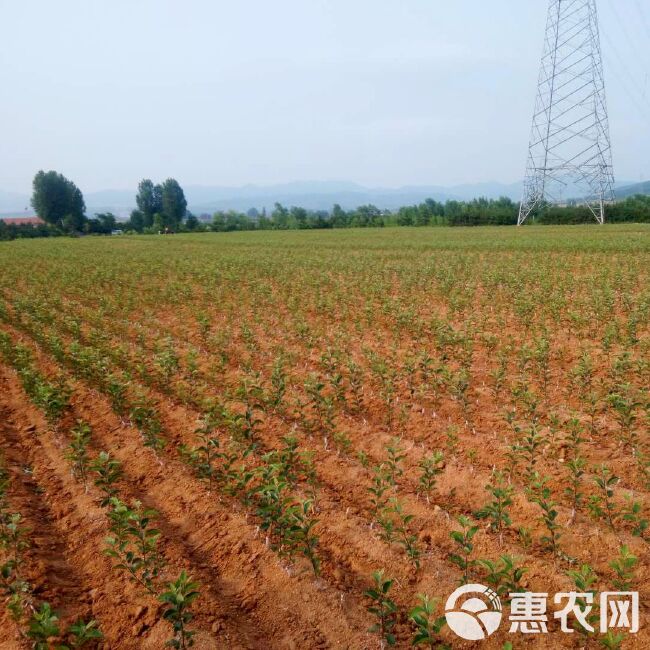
[0,225,648,648]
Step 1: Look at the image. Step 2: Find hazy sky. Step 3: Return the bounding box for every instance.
[1,0,649,194]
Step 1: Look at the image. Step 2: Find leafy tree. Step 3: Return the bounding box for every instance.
[351,204,384,227]
[331,203,349,227]
[271,203,289,229]
[257,209,271,229]
[153,213,165,233]
[310,210,331,228]
[290,206,308,229]
[396,206,416,226]
[85,213,117,234]
[161,178,187,230]
[136,179,163,226]
[97,212,117,232]
[127,209,145,233]
[31,170,86,231]
[185,213,199,231]
[211,212,226,231]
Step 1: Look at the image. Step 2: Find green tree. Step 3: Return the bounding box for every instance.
[257,209,271,229]
[290,206,308,229]
[153,213,165,232]
[211,212,226,231]
[352,204,383,227]
[136,179,163,227]
[94,212,117,233]
[331,203,349,227]
[31,170,86,231]
[161,178,187,230]
[128,209,145,233]
[185,213,199,231]
[271,202,289,229]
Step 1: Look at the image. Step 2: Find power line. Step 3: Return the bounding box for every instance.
[605,0,649,68]
[633,0,650,41]
[600,29,650,128]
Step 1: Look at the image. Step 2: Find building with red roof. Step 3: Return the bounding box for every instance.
[0,215,45,226]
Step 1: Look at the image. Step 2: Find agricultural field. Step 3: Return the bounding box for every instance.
[0,224,648,649]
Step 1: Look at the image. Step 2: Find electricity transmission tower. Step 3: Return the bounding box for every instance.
[518,0,615,225]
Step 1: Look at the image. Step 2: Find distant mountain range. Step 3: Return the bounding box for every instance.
[615,180,650,199]
[1,179,647,219]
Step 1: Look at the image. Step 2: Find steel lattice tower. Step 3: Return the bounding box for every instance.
[518,0,615,225]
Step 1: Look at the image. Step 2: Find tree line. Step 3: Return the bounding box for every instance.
[0,171,188,240]
[1,169,649,241]
[154,196,650,232]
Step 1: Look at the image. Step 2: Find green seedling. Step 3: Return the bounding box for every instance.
[588,465,619,532]
[179,417,223,491]
[0,462,11,537]
[346,359,364,413]
[385,499,421,570]
[269,356,287,411]
[160,570,200,650]
[368,464,392,519]
[105,498,164,594]
[130,401,166,452]
[255,473,293,544]
[520,426,545,484]
[417,451,444,503]
[28,602,60,650]
[529,475,561,555]
[610,545,637,591]
[365,570,398,648]
[445,426,459,456]
[376,508,396,544]
[599,631,625,649]
[450,515,478,585]
[357,451,369,468]
[154,344,180,381]
[285,499,321,576]
[61,619,104,648]
[475,471,513,545]
[567,564,599,635]
[1,514,30,579]
[564,456,586,520]
[517,526,532,550]
[622,496,648,539]
[106,376,128,416]
[477,555,527,599]
[333,431,353,456]
[385,438,406,487]
[0,559,33,623]
[409,594,449,649]
[608,387,642,449]
[65,420,93,486]
[90,452,122,507]
[276,435,317,489]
